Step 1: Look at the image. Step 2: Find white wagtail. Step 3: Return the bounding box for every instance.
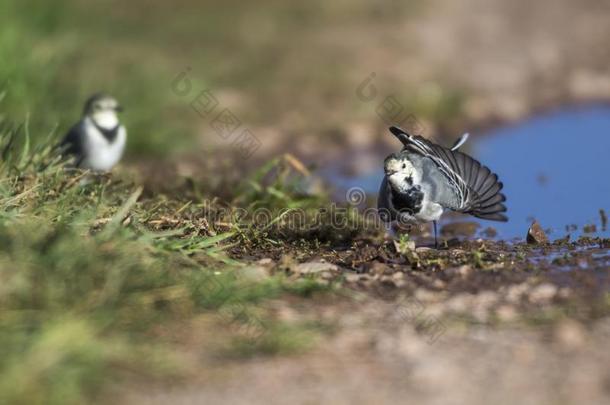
[60,93,126,171]
[378,126,507,247]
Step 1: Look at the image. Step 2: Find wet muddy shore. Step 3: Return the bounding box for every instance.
[124,231,610,405]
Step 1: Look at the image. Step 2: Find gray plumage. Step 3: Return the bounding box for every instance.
[378,126,507,237]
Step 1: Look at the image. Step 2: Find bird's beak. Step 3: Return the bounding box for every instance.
[115,105,124,113]
[384,161,397,176]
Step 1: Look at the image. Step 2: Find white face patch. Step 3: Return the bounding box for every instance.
[91,110,119,129]
[387,157,421,192]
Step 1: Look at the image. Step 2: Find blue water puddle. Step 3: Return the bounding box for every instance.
[325,104,610,241]
[474,105,610,239]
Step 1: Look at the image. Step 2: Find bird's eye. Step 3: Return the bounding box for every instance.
[402,164,406,169]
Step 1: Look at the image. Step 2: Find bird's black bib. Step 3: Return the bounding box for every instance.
[391,185,424,215]
[93,122,120,142]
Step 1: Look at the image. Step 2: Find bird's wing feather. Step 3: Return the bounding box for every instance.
[390,126,470,207]
[59,121,86,166]
[389,126,507,221]
[451,133,469,151]
[377,176,394,222]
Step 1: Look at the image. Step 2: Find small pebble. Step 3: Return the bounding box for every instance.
[445,265,473,278]
[554,320,586,350]
[528,283,557,304]
[239,266,270,281]
[505,283,529,303]
[527,220,549,244]
[294,261,339,275]
[496,305,518,322]
[257,258,274,266]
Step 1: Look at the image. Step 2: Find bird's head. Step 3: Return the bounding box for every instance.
[384,152,415,176]
[384,152,418,191]
[83,93,123,129]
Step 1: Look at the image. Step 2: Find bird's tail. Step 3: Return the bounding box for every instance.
[461,161,507,222]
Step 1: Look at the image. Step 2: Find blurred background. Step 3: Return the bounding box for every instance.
[3,0,610,156]
[7,0,607,238]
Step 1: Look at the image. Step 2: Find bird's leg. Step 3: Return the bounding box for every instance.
[433,220,438,249]
[384,222,397,240]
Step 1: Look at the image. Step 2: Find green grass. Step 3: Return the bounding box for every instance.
[0,1,461,401]
[0,0,462,161]
[0,106,336,404]
[0,0,198,157]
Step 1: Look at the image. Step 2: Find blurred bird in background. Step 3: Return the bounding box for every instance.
[60,93,126,171]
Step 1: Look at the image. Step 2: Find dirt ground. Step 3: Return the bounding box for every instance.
[119,0,610,403]
[119,233,610,405]
[124,318,610,405]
